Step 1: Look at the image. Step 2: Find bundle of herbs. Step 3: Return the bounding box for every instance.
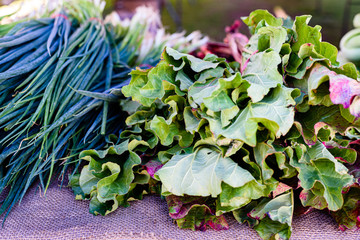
[0,0,207,220]
[71,10,360,240]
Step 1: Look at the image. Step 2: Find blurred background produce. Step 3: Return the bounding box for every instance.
[2,0,360,46]
[88,0,360,46]
[340,13,360,67]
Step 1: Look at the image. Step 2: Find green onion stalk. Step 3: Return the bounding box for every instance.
[0,0,207,220]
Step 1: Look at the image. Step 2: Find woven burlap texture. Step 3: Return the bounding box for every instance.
[0,181,359,240]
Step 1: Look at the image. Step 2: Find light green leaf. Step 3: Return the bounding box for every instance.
[206,86,298,146]
[243,51,283,102]
[140,60,178,99]
[292,15,321,53]
[203,90,235,112]
[331,62,359,79]
[242,10,282,34]
[69,174,85,200]
[163,47,219,72]
[188,79,218,107]
[220,105,240,128]
[250,191,294,240]
[79,165,100,195]
[190,72,244,110]
[122,68,154,106]
[80,140,129,160]
[96,151,141,202]
[298,42,338,65]
[149,115,193,147]
[183,106,205,134]
[196,67,225,83]
[94,162,121,199]
[316,42,338,65]
[285,52,303,74]
[163,97,184,124]
[89,191,113,216]
[166,195,229,231]
[287,57,314,79]
[176,69,193,91]
[89,183,145,216]
[125,105,156,126]
[250,191,293,226]
[217,181,272,214]
[291,143,354,211]
[119,99,141,115]
[232,201,259,228]
[303,140,348,173]
[280,43,292,69]
[254,217,292,240]
[326,143,357,165]
[158,145,188,164]
[155,148,255,197]
[249,26,288,53]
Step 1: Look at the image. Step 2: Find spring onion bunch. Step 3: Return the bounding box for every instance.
[0,0,207,219]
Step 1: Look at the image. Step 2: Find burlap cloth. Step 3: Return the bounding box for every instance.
[0,182,359,240]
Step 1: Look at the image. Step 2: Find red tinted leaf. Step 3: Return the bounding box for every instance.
[273,183,292,198]
[329,74,360,116]
[331,185,360,230]
[166,195,229,231]
[145,160,163,178]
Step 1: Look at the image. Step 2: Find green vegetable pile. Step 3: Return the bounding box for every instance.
[0,0,206,219]
[71,10,360,239]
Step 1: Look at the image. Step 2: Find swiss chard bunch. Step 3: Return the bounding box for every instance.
[119,43,357,238]
[122,47,299,233]
[73,10,360,240]
[122,10,360,239]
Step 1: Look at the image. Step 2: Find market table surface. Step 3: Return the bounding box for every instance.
[0,182,359,240]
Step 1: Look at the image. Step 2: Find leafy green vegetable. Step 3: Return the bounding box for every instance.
[233,191,294,240]
[70,139,150,215]
[291,142,353,211]
[61,8,360,240]
[242,51,284,102]
[250,191,293,240]
[155,147,255,197]
[117,8,360,239]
